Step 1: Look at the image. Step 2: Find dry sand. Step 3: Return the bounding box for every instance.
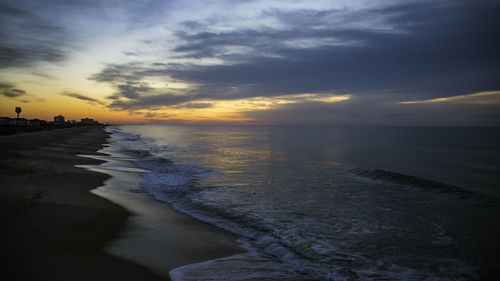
[0,127,167,280]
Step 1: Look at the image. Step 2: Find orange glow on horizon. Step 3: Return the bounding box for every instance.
[1,90,351,125]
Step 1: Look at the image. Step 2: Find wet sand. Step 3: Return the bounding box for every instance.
[0,127,242,281]
[80,140,243,278]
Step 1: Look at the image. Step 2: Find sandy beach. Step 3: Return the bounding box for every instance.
[0,127,242,281]
[0,127,165,280]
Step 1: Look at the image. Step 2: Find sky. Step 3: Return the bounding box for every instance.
[1,0,499,126]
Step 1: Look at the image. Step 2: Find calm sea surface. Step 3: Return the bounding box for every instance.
[109,125,500,280]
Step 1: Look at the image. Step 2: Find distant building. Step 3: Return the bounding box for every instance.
[54,115,65,125]
[0,117,12,125]
[28,119,41,126]
[1,117,33,126]
[11,118,28,126]
[81,118,97,125]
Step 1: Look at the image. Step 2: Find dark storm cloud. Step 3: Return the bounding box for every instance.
[0,1,72,68]
[62,92,104,105]
[88,62,214,110]
[173,28,284,60]
[88,63,157,104]
[30,72,57,79]
[0,82,27,98]
[166,1,500,99]
[88,63,141,83]
[0,0,166,69]
[174,102,213,109]
[108,93,192,110]
[89,1,500,116]
[0,82,13,89]
[112,83,153,100]
[171,8,377,60]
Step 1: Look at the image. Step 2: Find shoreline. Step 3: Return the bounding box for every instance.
[0,127,166,281]
[80,127,244,279]
[0,126,244,281]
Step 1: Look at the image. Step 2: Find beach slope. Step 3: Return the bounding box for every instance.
[0,127,166,281]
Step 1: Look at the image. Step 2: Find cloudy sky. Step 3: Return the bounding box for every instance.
[1,0,499,125]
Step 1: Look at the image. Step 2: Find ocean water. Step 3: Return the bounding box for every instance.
[107,125,500,280]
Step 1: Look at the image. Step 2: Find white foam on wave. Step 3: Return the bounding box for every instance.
[109,132,402,280]
[134,155,340,280]
[75,164,149,173]
[107,126,140,141]
[170,239,316,281]
[107,125,477,281]
[77,154,138,162]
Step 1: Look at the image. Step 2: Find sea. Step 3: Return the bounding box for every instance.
[106,125,500,281]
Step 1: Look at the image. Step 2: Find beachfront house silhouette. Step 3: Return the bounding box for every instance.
[54,115,65,125]
[15,107,21,118]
